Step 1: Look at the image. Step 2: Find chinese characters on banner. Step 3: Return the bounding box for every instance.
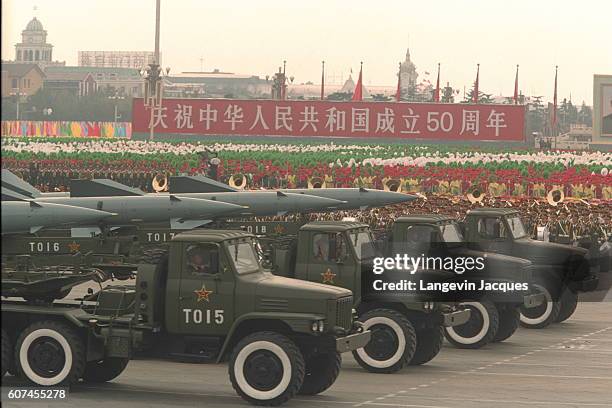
[132,98,525,141]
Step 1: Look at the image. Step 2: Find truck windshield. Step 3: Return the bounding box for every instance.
[507,215,528,239]
[349,230,376,259]
[440,223,464,243]
[229,242,260,274]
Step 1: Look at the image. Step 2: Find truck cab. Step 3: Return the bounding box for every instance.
[268,221,470,373]
[389,215,543,347]
[462,208,599,327]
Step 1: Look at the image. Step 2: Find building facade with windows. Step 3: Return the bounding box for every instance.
[13,17,65,69]
[1,63,45,98]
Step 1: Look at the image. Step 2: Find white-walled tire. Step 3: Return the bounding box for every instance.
[15,320,85,387]
[1,329,11,377]
[229,331,304,406]
[352,309,416,373]
[444,301,499,349]
[520,284,561,329]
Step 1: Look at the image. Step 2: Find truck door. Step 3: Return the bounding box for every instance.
[308,232,355,292]
[178,242,234,335]
[474,217,512,254]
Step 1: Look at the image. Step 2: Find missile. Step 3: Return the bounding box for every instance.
[17,195,247,229]
[279,187,417,210]
[169,175,417,210]
[1,200,114,235]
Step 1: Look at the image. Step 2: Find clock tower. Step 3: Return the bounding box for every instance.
[14,17,56,68]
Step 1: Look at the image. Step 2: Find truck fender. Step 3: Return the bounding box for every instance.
[216,312,325,363]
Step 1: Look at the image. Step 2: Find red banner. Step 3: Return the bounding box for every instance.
[132,98,525,141]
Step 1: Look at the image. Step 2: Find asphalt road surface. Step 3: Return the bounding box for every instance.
[3,301,611,408]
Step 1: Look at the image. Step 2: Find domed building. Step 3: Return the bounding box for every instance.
[14,17,64,69]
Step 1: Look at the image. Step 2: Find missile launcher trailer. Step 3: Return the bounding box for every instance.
[2,230,370,406]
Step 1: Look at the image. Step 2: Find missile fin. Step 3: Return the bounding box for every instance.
[29,201,43,208]
[169,175,237,193]
[70,179,145,197]
[276,191,287,197]
[2,169,41,198]
[170,218,212,229]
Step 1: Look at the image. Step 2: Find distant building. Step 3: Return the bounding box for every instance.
[164,70,268,98]
[399,48,418,91]
[78,51,159,69]
[44,66,143,97]
[13,17,65,69]
[44,70,97,96]
[1,63,45,98]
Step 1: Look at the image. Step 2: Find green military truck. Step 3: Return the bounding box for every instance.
[461,208,599,329]
[265,221,470,374]
[2,229,370,406]
[385,215,543,349]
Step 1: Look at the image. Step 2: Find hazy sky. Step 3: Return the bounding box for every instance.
[2,0,611,104]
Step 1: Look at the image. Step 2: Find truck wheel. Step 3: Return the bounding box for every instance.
[298,352,341,395]
[444,300,499,349]
[82,357,129,383]
[520,284,561,329]
[352,309,416,373]
[556,288,579,323]
[493,306,520,342]
[229,331,305,406]
[1,329,11,377]
[15,320,85,387]
[409,326,443,365]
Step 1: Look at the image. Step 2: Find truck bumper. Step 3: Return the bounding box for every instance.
[523,292,546,308]
[569,276,599,292]
[441,309,471,327]
[336,330,371,353]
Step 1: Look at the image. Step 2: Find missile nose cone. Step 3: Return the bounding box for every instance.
[371,190,418,205]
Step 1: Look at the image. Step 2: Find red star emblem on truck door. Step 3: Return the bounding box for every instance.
[321,268,337,284]
[67,241,81,253]
[194,284,213,302]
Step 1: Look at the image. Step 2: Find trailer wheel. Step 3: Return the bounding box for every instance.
[520,284,561,329]
[15,320,85,387]
[409,326,443,365]
[493,306,520,342]
[353,308,416,373]
[1,329,11,377]
[444,300,499,349]
[229,331,304,406]
[555,288,579,323]
[298,351,341,395]
[82,357,129,383]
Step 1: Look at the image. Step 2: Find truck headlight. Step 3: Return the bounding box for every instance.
[311,320,325,333]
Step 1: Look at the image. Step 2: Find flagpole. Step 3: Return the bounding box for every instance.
[321,60,325,100]
[514,64,519,104]
[434,62,441,102]
[473,63,480,104]
[553,65,558,148]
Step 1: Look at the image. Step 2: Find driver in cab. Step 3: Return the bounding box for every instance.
[187,245,217,276]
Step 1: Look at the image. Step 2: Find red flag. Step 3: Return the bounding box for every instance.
[434,63,441,102]
[321,60,325,100]
[352,62,363,101]
[552,66,558,129]
[395,62,401,102]
[472,64,480,103]
[513,64,519,104]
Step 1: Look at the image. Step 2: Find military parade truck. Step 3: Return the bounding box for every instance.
[264,221,470,373]
[2,229,370,406]
[385,215,544,349]
[461,208,599,328]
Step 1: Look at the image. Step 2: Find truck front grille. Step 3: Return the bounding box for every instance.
[336,296,353,331]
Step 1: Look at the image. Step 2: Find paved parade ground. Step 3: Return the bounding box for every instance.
[3,301,611,408]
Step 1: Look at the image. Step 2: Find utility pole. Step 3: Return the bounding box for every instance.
[144,0,163,140]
